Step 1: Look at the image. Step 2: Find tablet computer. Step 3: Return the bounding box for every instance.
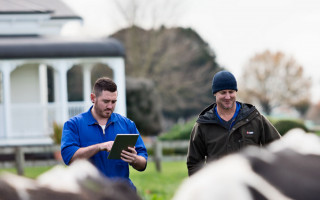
[107,134,139,159]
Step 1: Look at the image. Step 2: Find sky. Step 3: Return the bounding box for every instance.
[62,0,320,103]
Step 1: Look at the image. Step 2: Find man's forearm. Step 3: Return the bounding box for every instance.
[70,144,101,164]
[131,156,147,171]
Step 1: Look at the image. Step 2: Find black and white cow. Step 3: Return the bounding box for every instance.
[0,160,140,200]
[173,128,320,200]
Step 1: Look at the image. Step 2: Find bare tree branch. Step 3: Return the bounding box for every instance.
[239,50,312,115]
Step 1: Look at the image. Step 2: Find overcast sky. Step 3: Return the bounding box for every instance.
[62,0,320,103]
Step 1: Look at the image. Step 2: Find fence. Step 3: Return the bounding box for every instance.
[0,145,61,175]
[0,140,189,175]
[145,140,189,172]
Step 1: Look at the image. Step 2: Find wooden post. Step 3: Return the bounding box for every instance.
[154,139,162,172]
[15,146,24,175]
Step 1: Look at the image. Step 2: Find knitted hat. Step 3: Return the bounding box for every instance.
[212,71,238,94]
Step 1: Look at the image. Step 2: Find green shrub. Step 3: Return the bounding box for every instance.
[51,121,63,144]
[159,116,310,140]
[159,118,197,141]
[273,119,308,136]
[147,148,154,156]
[147,145,188,156]
[163,148,188,155]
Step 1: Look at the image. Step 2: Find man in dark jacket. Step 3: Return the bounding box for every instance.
[187,70,281,176]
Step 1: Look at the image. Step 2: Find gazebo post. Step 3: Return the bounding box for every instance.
[0,62,16,139]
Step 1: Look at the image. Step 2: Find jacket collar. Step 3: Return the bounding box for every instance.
[197,101,256,124]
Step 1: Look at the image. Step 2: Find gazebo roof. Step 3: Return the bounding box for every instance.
[0,0,82,20]
[0,36,125,59]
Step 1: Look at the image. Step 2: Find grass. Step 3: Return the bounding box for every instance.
[0,161,188,200]
[130,161,188,200]
[0,166,54,179]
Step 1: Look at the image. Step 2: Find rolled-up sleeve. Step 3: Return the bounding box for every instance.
[129,122,148,170]
[61,120,80,165]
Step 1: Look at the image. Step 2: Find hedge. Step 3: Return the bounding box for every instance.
[159,118,196,141]
[272,119,308,136]
[159,117,309,140]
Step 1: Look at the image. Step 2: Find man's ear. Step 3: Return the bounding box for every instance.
[90,93,95,103]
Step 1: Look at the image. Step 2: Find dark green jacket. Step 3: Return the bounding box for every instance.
[187,102,281,176]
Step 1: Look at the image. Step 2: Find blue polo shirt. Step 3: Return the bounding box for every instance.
[61,106,148,188]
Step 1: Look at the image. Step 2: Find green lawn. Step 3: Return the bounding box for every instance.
[0,161,188,200]
[130,161,188,200]
[0,166,54,179]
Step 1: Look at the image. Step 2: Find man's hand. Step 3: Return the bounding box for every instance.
[121,147,147,171]
[70,141,114,164]
[120,146,137,163]
[98,141,114,152]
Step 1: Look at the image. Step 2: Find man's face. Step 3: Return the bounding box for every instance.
[91,90,118,119]
[214,89,237,110]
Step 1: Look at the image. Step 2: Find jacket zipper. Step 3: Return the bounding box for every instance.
[226,118,237,152]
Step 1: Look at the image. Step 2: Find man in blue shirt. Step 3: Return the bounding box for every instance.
[61,77,148,189]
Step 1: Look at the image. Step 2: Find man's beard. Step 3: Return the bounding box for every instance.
[94,104,113,119]
[221,100,235,110]
[101,109,112,118]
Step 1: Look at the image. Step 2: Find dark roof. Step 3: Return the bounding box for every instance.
[0,37,125,59]
[0,0,82,20]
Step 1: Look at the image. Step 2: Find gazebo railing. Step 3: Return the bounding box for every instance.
[0,102,89,140]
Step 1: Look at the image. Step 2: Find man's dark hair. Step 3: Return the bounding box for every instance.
[92,77,117,97]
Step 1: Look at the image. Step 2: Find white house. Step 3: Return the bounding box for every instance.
[0,0,127,146]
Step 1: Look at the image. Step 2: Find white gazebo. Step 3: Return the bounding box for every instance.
[0,37,126,146]
[0,0,127,146]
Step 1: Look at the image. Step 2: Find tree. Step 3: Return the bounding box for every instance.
[126,77,164,136]
[109,0,186,78]
[238,50,311,115]
[109,1,222,125]
[306,101,320,124]
[111,0,185,30]
[112,27,221,121]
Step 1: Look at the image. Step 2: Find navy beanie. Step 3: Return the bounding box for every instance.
[212,71,238,94]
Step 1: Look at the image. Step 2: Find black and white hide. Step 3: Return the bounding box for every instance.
[173,128,320,200]
[0,160,140,200]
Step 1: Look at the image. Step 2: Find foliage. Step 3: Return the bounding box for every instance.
[130,161,188,200]
[159,118,197,141]
[126,78,164,136]
[305,101,320,124]
[147,146,188,156]
[293,100,311,117]
[273,119,309,136]
[239,50,312,115]
[51,121,63,145]
[112,26,221,121]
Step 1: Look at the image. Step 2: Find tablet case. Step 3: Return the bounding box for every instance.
[107,134,139,159]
